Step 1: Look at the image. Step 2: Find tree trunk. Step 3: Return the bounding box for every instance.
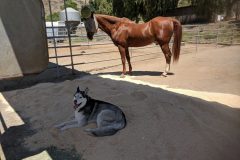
[225,0,239,20]
[235,2,240,20]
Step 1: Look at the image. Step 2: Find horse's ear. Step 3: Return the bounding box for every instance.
[77,86,80,92]
[91,12,94,18]
[84,87,89,95]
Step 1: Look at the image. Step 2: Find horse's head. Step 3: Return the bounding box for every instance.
[81,6,98,40]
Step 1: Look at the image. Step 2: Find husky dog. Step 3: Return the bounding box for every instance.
[55,87,127,136]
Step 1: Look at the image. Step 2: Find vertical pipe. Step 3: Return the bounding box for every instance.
[231,28,234,45]
[216,27,219,48]
[63,0,75,75]
[48,0,60,77]
[195,26,198,53]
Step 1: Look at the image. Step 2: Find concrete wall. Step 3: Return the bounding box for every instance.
[0,0,48,79]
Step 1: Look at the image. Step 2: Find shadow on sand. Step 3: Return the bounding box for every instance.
[96,70,174,76]
[0,64,240,160]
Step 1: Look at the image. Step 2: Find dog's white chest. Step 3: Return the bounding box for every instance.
[75,111,85,122]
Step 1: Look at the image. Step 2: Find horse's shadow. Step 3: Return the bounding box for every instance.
[96,71,174,76]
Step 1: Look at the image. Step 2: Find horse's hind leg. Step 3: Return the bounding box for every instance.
[125,47,132,75]
[160,43,172,77]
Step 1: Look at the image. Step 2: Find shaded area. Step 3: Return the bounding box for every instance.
[0,63,89,92]
[1,70,240,160]
[1,123,36,160]
[96,71,174,76]
[0,114,82,160]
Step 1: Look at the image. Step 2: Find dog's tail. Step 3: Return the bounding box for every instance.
[85,126,118,137]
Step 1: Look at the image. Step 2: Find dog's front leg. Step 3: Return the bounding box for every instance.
[60,118,87,131]
[54,119,77,129]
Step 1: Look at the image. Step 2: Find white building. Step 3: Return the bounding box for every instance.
[45,21,66,42]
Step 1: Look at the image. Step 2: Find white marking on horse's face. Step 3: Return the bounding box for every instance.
[73,92,87,109]
[84,15,99,40]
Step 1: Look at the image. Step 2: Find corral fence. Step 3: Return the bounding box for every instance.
[44,1,240,78]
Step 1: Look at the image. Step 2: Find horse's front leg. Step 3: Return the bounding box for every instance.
[125,47,132,75]
[118,45,127,78]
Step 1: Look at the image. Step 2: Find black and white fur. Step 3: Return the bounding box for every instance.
[55,87,127,136]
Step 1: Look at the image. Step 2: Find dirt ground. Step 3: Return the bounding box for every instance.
[1,44,240,160]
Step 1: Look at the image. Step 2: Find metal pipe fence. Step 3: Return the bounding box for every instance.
[44,1,240,78]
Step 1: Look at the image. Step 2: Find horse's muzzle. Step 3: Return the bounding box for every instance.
[87,32,94,40]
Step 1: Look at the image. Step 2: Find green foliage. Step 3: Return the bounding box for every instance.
[90,0,113,15]
[178,0,191,7]
[61,0,78,10]
[140,0,179,21]
[112,0,178,22]
[45,12,60,21]
[91,0,235,22]
[191,0,224,19]
[114,0,140,22]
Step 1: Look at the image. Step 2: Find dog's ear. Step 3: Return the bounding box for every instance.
[84,87,89,95]
[77,86,80,93]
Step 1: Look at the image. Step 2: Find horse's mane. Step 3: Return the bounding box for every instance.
[95,14,134,24]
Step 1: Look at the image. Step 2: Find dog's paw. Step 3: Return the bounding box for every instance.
[84,128,95,136]
[54,124,63,129]
[60,127,67,131]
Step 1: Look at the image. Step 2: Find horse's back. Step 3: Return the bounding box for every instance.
[151,16,181,30]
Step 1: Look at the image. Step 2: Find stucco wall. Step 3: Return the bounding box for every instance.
[0,0,48,79]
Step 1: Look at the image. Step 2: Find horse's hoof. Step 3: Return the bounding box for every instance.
[120,74,126,78]
[161,72,168,77]
[128,72,133,76]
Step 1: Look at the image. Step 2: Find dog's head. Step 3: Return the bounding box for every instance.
[73,87,89,110]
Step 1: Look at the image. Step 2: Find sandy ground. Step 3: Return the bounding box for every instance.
[1,45,240,160]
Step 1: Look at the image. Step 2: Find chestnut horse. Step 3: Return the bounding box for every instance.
[83,13,182,77]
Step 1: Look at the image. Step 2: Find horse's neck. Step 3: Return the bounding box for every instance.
[95,14,120,35]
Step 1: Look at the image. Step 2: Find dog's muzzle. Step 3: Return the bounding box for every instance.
[73,101,81,110]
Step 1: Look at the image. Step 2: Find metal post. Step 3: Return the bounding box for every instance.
[216,28,219,47]
[231,28,234,45]
[63,0,75,75]
[195,26,199,53]
[48,0,60,77]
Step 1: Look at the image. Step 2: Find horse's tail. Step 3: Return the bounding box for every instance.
[172,19,182,62]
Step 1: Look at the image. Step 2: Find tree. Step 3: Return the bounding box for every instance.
[139,0,179,21]
[112,0,179,22]
[178,0,191,7]
[90,0,113,15]
[61,0,78,10]
[233,1,240,20]
[224,0,240,20]
[93,0,238,22]
[191,0,224,21]
[113,0,140,22]
[45,12,60,21]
